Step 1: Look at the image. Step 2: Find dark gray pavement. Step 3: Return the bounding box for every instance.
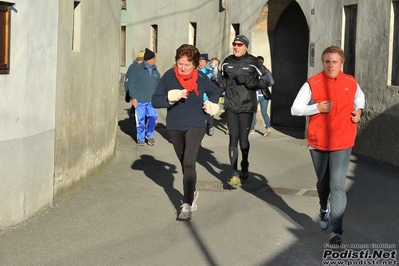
[1,93,398,266]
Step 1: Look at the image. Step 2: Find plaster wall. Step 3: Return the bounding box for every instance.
[0,0,120,229]
[121,0,136,74]
[296,0,342,75]
[128,0,272,75]
[54,0,121,200]
[0,0,58,227]
[350,0,399,166]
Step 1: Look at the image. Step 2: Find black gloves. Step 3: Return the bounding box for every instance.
[234,74,248,84]
[125,91,131,103]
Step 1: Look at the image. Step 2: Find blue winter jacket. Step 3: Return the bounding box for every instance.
[126,62,161,102]
[124,60,139,93]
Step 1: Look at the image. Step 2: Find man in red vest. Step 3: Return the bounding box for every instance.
[291,46,365,245]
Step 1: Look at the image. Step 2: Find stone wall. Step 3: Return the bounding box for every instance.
[0,0,121,229]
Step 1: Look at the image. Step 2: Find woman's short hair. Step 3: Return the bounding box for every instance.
[322,46,345,63]
[175,44,200,67]
[211,57,220,66]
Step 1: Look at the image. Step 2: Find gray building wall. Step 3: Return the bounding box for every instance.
[125,0,399,166]
[0,0,120,229]
[0,0,58,228]
[54,0,121,200]
[120,0,136,74]
[350,1,399,166]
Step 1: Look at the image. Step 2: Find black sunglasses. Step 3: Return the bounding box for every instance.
[232,42,244,47]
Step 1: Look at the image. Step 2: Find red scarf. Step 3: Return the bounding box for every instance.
[173,65,199,96]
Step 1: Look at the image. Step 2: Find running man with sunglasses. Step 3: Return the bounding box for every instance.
[221,35,270,188]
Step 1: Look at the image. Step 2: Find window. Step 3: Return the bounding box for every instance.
[0,3,11,74]
[343,5,357,77]
[220,0,226,10]
[72,1,81,51]
[120,25,126,67]
[230,23,240,53]
[189,22,196,46]
[150,24,158,53]
[390,1,399,86]
[121,0,127,10]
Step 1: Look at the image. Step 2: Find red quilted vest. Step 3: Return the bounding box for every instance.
[307,71,358,151]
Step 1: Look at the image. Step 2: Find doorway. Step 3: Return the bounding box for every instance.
[270,1,309,130]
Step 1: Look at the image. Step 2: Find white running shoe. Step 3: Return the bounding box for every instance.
[178,203,192,221]
[319,202,331,230]
[263,127,272,137]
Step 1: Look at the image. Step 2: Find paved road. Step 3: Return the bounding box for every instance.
[1,94,398,266]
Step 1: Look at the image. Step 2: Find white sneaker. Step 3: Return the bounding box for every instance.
[263,127,272,137]
[319,202,331,230]
[178,203,192,220]
[191,191,199,212]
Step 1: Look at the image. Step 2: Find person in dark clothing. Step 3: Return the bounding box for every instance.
[221,35,270,188]
[151,44,220,221]
[250,55,273,136]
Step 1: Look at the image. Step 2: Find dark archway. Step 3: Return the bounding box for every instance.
[270,1,309,129]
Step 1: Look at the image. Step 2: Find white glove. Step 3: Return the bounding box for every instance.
[203,101,220,116]
[209,60,216,69]
[168,89,186,104]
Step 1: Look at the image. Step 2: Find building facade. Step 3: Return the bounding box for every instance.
[121,0,399,166]
[0,0,120,228]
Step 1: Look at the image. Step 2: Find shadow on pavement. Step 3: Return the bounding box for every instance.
[131,154,182,218]
[197,143,316,230]
[118,108,137,142]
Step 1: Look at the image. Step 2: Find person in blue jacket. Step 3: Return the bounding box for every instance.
[126,48,160,146]
[124,50,144,119]
[151,44,220,221]
[198,53,218,135]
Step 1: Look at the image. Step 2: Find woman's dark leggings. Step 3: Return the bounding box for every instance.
[225,110,253,172]
[310,148,352,233]
[168,127,206,205]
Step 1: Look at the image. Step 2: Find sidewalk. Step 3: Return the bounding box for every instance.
[1,94,398,266]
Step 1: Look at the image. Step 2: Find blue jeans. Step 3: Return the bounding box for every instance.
[251,95,271,130]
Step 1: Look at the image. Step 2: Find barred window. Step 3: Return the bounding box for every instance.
[189,22,196,46]
[390,1,399,86]
[0,4,10,74]
[150,24,158,53]
[120,25,126,66]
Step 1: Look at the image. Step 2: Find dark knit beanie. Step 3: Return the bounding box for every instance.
[199,53,209,62]
[233,35,249,47]
[144,48,155,61]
